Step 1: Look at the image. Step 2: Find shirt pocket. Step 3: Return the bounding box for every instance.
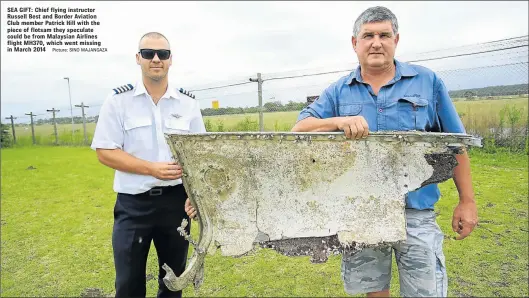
[164,117,191,134]
[123,117,153,151]
[338,103,363,117]
[397,97,429,131]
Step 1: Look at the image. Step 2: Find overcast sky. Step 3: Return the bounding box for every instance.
[1,1,528,122]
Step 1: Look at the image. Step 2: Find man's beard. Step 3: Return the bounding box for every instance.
[145,69,167,82]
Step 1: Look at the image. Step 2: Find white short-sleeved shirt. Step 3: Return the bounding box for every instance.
[91,81,206,195]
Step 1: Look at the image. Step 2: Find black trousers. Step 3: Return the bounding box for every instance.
[112,184,190,298]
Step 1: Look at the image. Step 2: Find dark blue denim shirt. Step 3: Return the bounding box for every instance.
[297,59,465,210]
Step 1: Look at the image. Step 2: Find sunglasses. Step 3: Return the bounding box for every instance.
[139,49,171,60]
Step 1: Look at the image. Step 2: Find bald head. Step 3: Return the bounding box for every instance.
[138,32,170,51]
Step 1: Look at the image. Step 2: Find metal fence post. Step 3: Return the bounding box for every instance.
[46,108,60,145]
[75,102,89,145]
[249,73,264,131]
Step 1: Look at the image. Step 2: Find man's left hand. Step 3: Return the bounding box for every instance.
[452,199,478,240]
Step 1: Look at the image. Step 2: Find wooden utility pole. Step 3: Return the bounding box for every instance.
[46,108,60,145]
[25,112,36,145]
[4,115,17,144]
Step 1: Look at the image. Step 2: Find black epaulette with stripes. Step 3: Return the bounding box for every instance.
[179,88,196,99]
[113,84,134,95]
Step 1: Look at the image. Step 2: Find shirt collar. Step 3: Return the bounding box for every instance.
[133,80,180,99]
[167,83,180,99]
[345,59,418,85]
[395,59,418,78]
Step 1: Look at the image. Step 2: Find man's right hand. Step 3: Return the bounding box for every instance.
[334,116,369,139]
[185,198,197,219]
[149,162,183,180]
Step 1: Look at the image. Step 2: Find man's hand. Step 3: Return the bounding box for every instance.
[291,115,369,138]
[185,198,197,219]
[149,162,183,180]
[335,116,369,139]
[452,199,478,240]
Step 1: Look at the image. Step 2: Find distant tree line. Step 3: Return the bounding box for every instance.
[201,101,308,116]
[31,116,98,126]
[448,84,528,99]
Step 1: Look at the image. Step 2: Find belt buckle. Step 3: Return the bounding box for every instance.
[149,188,163,196]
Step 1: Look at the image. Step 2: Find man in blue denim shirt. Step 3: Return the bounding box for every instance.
[292,6,478,298]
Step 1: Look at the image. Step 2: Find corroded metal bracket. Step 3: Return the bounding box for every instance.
[162,131,481,291]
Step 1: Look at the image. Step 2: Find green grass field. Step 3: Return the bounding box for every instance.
[9,97,528,147]
[1,146,527,297]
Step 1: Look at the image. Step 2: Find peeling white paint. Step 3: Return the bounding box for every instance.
[162,131,481,291]
[167,132,479,255]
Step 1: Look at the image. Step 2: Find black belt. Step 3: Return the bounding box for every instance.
[144,184,180,197]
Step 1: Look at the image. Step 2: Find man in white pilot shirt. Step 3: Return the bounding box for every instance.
[91,32,205,298]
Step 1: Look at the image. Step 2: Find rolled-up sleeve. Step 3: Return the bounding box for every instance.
[435,76,465,134]
[296,87,336,122]
[91,94,124,150]
[189,100,207,133]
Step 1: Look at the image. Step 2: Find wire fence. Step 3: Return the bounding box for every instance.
[2,35,528,152]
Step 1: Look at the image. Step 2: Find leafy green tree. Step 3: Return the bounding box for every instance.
[1,123,13,148]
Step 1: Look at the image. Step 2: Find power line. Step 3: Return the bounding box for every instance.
[475,35,527,45]
[405,35,527,56]
[264,69,353,82]
[435,61,528,74]
[188,81,253,92]
[261,38,528,81]
[264,44,528,81]
[405,45,528,63]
